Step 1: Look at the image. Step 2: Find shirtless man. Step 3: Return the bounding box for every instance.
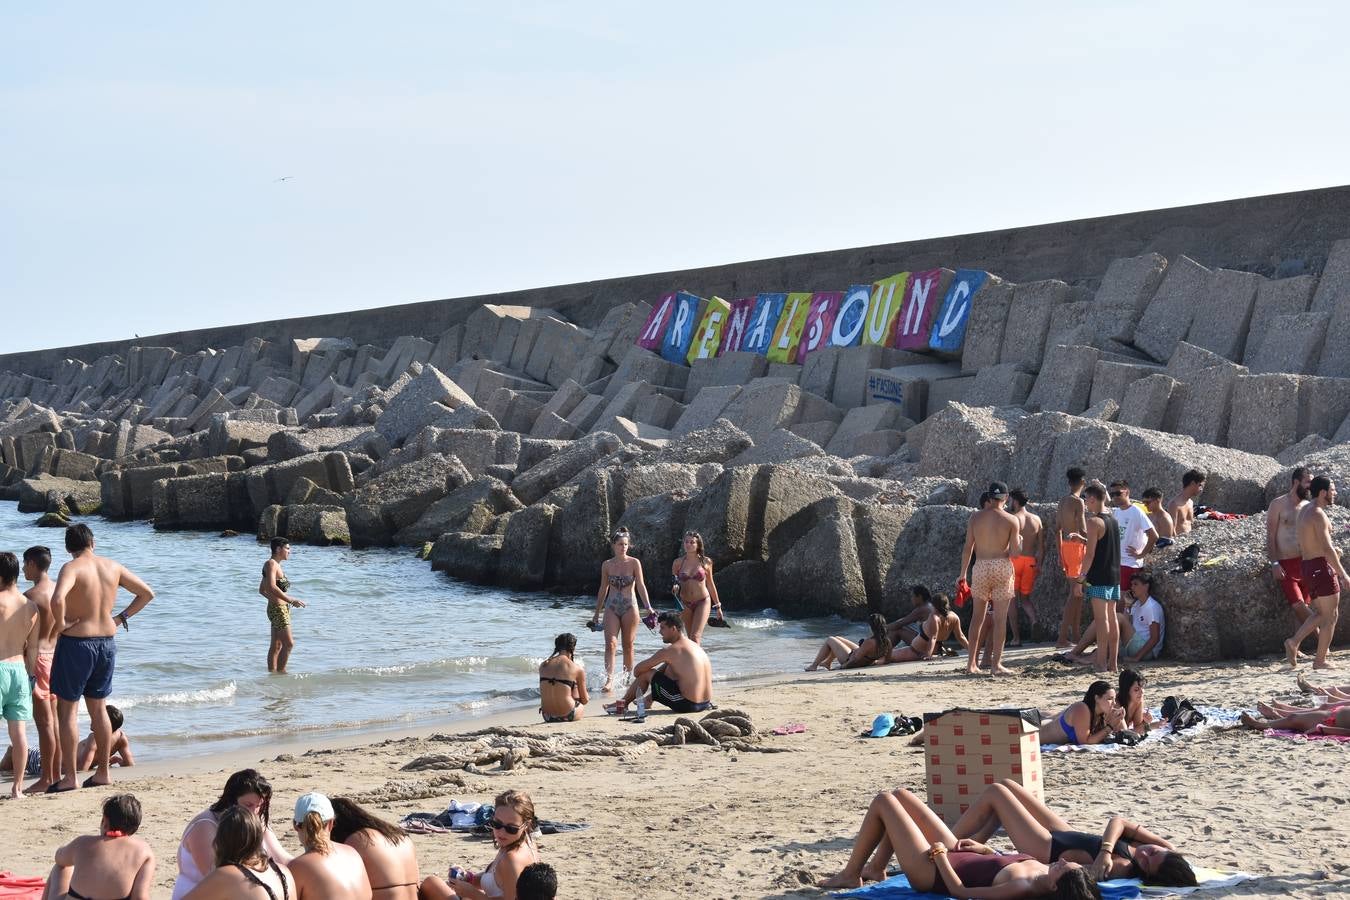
[1269,467,1315,643]
[45,793,156,899]
[1007,489,1043,648]
[1055,468,1089,649]
[49,524,155,792]
[0,552,38,800]
[1167,469,1205,535]
[1140,488,1175,540]
[22,546,58,793]
[959,483,1021,676]
[1286,476,1347,670]
[607,613,712,716]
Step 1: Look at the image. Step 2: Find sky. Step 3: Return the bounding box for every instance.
[3,2,1349,355]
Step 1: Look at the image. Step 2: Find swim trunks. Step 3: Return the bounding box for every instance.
[32,648,54,701]
[0,661,33,721]
[1301,558,1341,599]
[1085,584,1121,601]
[1059,538,1086,579]
[50,634,116,702]
[267,600,291,630]
[1122,631,1149,659]
[971,558,1015,604]
[650,667,712,714]
[1119,564,1138,594]
[1278,558,1308,605]
[1012,555,1038,595]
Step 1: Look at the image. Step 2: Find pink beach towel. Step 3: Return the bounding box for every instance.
[0,872,45,898]
[1263,728,1350,744]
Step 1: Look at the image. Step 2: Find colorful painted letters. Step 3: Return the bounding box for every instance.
[798,291,843,361]
[894,269,953,351]
[767,292,812,363]
[929,269,988,354]
[718,297,758,356]
[741,292,786,355]
[829,284,871,348]
[660,291,704,363]
[687,296,731,364]
[638,292,677,351]
[864,274,909,347]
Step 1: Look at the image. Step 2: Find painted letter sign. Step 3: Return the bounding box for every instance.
[638,291,677,351]
[741,292,786,355]
[798,291,843,361]
[660,291,703,363]
[767,292,812,363]
[864,273,909,347]
[718,297,758,356]
[929,269,988,354]
[894,268,952,351]
[829,284,871,348]
[687,295,731,364]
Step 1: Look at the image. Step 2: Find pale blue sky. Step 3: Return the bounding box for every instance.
[3,2,1347,354]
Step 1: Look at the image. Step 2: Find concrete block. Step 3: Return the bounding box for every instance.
[1228,373,1302,456]
[672,385,743,436]
[1316,250,1350,375]
[767,362,801,384]
[1185,268,1265,362]
[254,376,300,407]
[530,411,581,440]
[485,388,545,435]
[832,345,929,409]
[799,346,842,399]
[683,351,767,401]
[789,419,839,448]
[1133,255,1214,363]
[564,393,607,432]
[864,363,961,421]
[718,382,802,440]
[509,317,545,373]
[1296,376,1350,441]
[427,325,465,372]
[537,379,588,421]
[594,380,658,429]
[959,276,1015,374]
[1026,344,1100,414]
[527,317,587,384]
[1176,361,1246,447]
[927,374,976,415]
[825,404,910,456]
[471,367,549,408]
[633,392,686,430]
[1044,302,1093,351]
[489,312,523,363]
[1091,253,1169,345]
[1088,360,1162,408]
[1311,237,1350,314]
[606,348,689,401]
[1117,373,1181,431]
[1248,312,1330,375]
[1165,341,1233,380]
[375,365,475,446]
[929,269,989,357]
[848,430,906,458]
[965,363,1034,408]
[999,280,1070,370]
[1243,274,1315,365]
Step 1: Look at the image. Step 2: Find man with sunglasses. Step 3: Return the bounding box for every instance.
[605,613,712,716]
[1108,481,1157,595]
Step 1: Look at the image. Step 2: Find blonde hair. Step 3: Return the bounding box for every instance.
[297,811,332,854]
[493,789,536,850]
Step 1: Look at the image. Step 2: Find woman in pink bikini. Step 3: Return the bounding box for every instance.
[590,528,654,693]
[673,531,723,644]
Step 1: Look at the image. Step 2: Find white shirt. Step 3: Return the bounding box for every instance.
[1129,596,1165,658]
[1113,503,1154,567]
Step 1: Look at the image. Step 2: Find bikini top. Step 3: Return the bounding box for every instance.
[607,573,635,588]
[677,567,705,582]
[540,675,577,689]
[233,858,290,900]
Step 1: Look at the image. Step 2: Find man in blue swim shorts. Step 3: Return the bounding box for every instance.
[49,525,154,793]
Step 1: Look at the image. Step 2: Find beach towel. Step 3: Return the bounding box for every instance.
[1263,727,1350,744]
[835,866,1253,899]
[0,872,45,899]
[1043,706,1242,753]
[402,803,589,836]
[1139,866,1256,896]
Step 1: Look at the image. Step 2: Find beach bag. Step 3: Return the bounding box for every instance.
[1104,730,1144,747]
[1161,696,1206,731]
[1172,544,1200,573]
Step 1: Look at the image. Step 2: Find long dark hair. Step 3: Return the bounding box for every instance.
[680,531,708,565]
[1083,680,1113,733]
[551,633,576,660]
[213,806,265,868]
[868,614,893,661]
[1138,852,1197,887]
[210,769,273,825]
[330,797,408,846]
[930,592,951,616]
[1118,668,1144,716]
[1053,866,1103,900]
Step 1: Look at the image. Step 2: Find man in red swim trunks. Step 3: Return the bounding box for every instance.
[1268,467,1314,645]
[1287,476,1348,670]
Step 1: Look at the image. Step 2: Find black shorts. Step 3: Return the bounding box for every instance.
[650,667,712,714]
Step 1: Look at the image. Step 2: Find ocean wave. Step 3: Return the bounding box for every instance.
[117,681,237,709]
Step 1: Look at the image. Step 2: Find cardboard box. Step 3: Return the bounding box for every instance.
[924,707,1043,826]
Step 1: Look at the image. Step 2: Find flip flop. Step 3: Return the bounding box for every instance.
[81,777,111,789]
[772,723,807,735]
[45,784,76,794]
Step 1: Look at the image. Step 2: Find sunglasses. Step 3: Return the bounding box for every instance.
[1108,491,1123,497]
[489,818,523,835]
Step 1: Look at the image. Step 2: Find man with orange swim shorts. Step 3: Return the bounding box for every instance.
[1007,489,1043,647]
[1055,467,1089,649]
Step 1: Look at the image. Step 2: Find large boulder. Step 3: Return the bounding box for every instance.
[206,419,286,458]
[374,365,476,447]
[244,452,355,520]
[649,419,753,466]
[152,472,253,530]
[396,475,523,545]
[266,427,381,463]
[344,453,472,547]
[16,474,101,515]
[728,429,823,468]
[772,497,868,617]
[1265,443,1350,509]
[429,532,503,584]
[257,504,350,545]
[512,431,623,505]
[545,467,619,590]
[496,502,559,589]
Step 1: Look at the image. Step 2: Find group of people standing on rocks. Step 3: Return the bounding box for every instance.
[0,524,153,799]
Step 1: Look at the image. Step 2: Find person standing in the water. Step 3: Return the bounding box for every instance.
[260,538,306,674]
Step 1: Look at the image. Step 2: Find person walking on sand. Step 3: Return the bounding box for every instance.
[1008,489,1043,647]
[1167,469,1205,535]
[49,523,154,793]
[958,483,1021,676]
[1056,468,1089,649]
[606,613,713,715]
[1269,467,1315,657]
[1082,484,1123,674]
[590,528,654,692]
[22,545,58,794]
[673,530,723,644]
[0,552,38,800]
[45,793,156,899]
[539,633,589,723]
[1286,476,1347,670]
[260,538,306,674]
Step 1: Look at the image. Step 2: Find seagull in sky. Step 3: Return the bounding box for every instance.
[274,176,293,182]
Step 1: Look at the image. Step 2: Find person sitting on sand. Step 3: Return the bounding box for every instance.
[1038,681,1125,746]
[606,613,713,716]
[45,793,156,900]
[818,786,1100,898]
[289,791,373,899]
[1117,669,1153,734]
[889,593,970,663]
[173,769,292,899]
[885,585,936,647]
[539,633,588,723]
[849,780,1196,888]
[515,863,557,900]
[331,797,422,900]
[1240,704,1350,736]
[77,703,134,770]
[421,789,541,900]
[182,806,297,900]
[805,614,893,671]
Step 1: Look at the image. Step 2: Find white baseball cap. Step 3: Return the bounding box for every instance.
[293,792,334,824]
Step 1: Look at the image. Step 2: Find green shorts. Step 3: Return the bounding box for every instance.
[0,661,33,722]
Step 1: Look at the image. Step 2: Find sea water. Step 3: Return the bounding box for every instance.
[0,502,843,760]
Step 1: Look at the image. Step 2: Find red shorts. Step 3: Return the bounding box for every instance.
[33,649,54,702]
[1278,558,1307,606]
[1301,558,1341,599]
[1120,565,1138,594]
[1012,556,1038,595]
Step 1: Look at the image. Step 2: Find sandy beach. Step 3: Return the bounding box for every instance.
[5,644,1347,899]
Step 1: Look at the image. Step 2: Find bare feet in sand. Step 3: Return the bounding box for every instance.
[1313,659,1338,670]
[819,871,863,890]
[24,778,52,795]
[1285,639,1300,669]
[992,665,1014,676]
[1239,712,1266,730]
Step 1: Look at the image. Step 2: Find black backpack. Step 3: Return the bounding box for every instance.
[1161,696,1206,731]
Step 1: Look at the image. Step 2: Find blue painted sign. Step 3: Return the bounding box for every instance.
[928,269,989,354]
[660,291,704,364]
[740,292,787,355]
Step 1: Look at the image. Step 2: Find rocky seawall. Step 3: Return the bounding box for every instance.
[5,211,1350,663]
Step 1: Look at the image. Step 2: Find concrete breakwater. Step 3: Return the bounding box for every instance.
[3,188,1350,663]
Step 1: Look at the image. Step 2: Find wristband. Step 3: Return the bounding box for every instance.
[927,844,947,860]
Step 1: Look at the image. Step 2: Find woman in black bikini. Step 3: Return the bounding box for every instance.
[674,531,723,644]
[591,528,654,692]
[805,614,893,671]
[331,798,422,900]
[889,592,970,663]
[818,787,1100,898]
[182,806,296,900]
[260,538,306,674]
[538,633,589,723]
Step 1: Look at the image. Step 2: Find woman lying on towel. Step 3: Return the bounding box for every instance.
[1240,704,1350,735]
[1038,681,1125,746]
[889,592,970,663]
[804,614,892,671]
[1117,669,1153,733]
[1297,673,1350,701]
[819,787,1101,898]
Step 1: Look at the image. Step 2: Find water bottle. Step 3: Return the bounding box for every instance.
[634,692,646,719]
